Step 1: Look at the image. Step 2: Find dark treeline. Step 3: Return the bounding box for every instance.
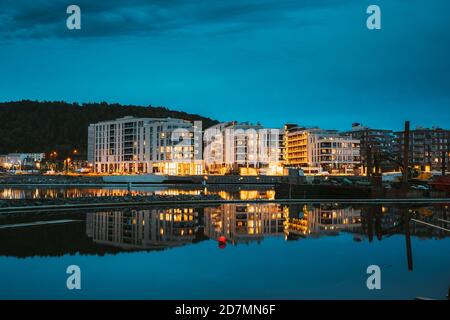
[0,100,218,158]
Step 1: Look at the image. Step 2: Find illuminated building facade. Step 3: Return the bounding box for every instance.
[393,126,450,172]
[345,123,396,172]
[0,153,45,170]
[203,122,283,175]
[88,116,203,175]
[284,127,361,174]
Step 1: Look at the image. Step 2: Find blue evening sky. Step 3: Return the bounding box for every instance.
[0,0,449,130]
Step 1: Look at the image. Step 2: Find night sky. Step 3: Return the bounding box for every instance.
[1,0,449,130]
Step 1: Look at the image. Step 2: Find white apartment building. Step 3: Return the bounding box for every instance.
[285,128,360,174]
[203,122,283,175]
[88,116,202,175]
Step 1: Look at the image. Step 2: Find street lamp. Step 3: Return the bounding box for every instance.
[49,151,58,172]
[65,157,71,173]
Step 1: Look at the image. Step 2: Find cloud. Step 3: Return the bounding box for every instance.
[0,0,355,40]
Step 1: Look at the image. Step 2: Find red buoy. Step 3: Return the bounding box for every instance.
[218,236,227,244]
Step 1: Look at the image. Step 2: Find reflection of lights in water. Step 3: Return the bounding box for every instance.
[218,191,230,200]
[83,204,447,252]
[155,189,201,196]
[0,187,276,201]
[240,190,259,200]
[0,187,157,199]
[87,207,198,249]
[285,205,362,237]
[266,190,276,200]
[204,204,285,243]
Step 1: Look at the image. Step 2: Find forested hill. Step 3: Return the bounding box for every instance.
[0,100,218,157]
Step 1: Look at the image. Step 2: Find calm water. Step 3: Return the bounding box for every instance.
[0,185,275,201]
[0,202,449,300]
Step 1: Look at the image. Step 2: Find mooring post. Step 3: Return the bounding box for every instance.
[404,209,413,271]
[366,141,372,178]
[402,121,410,194]
[367,208,373,243]
[375,205,382,241]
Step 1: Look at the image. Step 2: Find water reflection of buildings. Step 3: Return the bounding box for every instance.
[284,204,449,241]
[0,187,155,200]
[0,186,275,201]
[204,204,286,244]
[86,207,198,250]
[155,188,276,201]
[1,203,448,260]
[359,205,450,240]
[285,204,362,238]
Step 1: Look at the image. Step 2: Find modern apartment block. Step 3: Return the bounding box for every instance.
[345,123,395,172]
[88,116,202,175]
[203,121,283,175]
[284,126,361,174]
[393,126,450,172]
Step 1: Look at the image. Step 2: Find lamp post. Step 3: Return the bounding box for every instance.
[65,158,71,174]
[49,151,58,172]
[72,149,78,172]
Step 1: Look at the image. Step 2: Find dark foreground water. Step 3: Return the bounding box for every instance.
[0,202,449,300]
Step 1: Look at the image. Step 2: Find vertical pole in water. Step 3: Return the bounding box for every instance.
[402,121,410,193]
[404,209,413,271]
[127,182,132,195]
[375,205,382,241]
[367,208,373,243]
